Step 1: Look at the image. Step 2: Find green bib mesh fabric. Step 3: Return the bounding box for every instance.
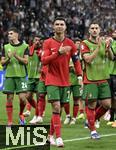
[28,51,41,78]
[4,43,28,77]
[69,60,79,85]
[109,40,116,75]
[84,40,110,81]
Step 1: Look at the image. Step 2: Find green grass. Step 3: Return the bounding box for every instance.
[0,92,116,150]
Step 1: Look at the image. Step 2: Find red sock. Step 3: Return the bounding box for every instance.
[86,107,96,131]
[38,94,45,116]
[6,102,13,123]
[29,99,37,109]
[63,103,70,115]
[38,100,44,116]
[49,117,54,136]
[73,104,79,118]
[19,100,26,115]
[95,106,108,120]
[80,109,84,114]
[35,103,39,116]
[85,105,88,113]
[43,100,46,112]
[26,102,32,111]
[52,113,61,138]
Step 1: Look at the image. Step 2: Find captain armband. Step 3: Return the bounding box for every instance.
[72,53,79,62]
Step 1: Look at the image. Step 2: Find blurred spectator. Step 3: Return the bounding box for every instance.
[0,0,115,51]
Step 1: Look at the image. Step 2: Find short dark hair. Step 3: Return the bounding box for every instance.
[73,37,81,43]
[53,16,66,23]
[33,34,40,38]
[89,21,100,27]
[8,27,19,33]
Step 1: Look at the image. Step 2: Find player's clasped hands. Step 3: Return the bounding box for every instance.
[13,50,17,57]
[7,50,13,59]
[8,50,18,59]
[97,36,104,47]
[105,37,113,49]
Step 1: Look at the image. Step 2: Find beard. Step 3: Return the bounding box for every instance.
[34,44,41,49]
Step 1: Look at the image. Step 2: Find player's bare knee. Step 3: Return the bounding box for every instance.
[19,93,27,103]
[26,95,33,102]
[102,103,111,109]
[88,101,96,109]
[52,102,60,113]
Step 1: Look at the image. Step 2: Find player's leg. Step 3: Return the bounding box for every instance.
[18,93,27,125]
[16,77,28,125]
[95,102,100,128]
[3,77,15,125]
[26,78,37,109]
[111,96,116,127]
[6,93,14,125]
[61,87,71,125]
[95,82,111,122]
[42,97,46,117]
[70,85,81,124]
[82,83,100,139]
[112,85,116,128]
[26,78,40,124]
[31,80,46,124]
[27,92,37,109]
[23,91,34,118]
[23,102,31,117]
[109,75,116,126]
[47,85,64,147]
[63,102,71,124]
[77,99,85,119]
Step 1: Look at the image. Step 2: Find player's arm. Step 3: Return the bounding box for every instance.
[105,39,114,60]
[1,48,11,66]
[37,48,42,59]
[72,53,82,76]
[14,47,29,65]
[106,47,114,60]
[71,42,83,85]
[112,47,116,61]
[41,40,59,65]
[81,42,99,64]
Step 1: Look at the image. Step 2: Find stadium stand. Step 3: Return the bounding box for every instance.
[0,0,115,52]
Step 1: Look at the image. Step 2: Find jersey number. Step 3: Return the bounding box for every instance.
[21,82,27,89]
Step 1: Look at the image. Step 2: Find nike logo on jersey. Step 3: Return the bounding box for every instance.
[51,48,56,51]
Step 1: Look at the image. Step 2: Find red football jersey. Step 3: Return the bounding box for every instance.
[40,65,48,81]
[41,37,82,86]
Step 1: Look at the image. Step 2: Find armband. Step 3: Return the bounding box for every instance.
[72,53,79,62]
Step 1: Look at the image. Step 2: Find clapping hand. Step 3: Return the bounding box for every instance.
[7,50,13,59]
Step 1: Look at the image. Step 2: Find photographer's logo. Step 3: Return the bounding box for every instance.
[0,125,50,149]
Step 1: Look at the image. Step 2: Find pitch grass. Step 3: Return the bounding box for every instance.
[0,92,116,150]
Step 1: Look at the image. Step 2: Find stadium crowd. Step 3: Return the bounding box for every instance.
[0,0,116,147]
[0,0,115,52]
